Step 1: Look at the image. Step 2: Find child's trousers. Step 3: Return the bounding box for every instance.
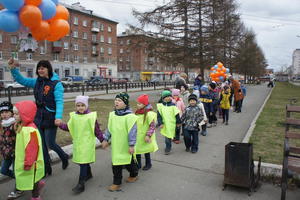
[183,129,199,152]
[79,164,91,179]
[174,126,181,141]
[1,158,15,178]
[136,153,151,168]
[112,156,138,185]
[222,109,229,122]
[165,137,172,152]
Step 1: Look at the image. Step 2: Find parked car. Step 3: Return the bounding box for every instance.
[85,77,108,86]
[61,76,84,86]
[149,78,160,83]
[112,78,128,83]
[0,80,24,90]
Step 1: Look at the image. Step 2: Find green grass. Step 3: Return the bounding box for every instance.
[250,82,300,164]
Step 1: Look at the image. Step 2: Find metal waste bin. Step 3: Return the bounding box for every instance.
[223,142,260,195]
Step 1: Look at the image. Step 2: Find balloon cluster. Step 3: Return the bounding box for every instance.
[0,0,70,41]
[209,62,230,82]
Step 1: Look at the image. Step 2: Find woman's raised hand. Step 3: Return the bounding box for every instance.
[8,58,19,69]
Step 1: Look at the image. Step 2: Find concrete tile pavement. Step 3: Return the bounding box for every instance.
[1,84,300,200]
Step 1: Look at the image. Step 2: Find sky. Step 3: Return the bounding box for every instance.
[61,0,300,72]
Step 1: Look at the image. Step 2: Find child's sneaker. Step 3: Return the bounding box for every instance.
[164,149,171,155]
[37,180,45,194]
[7,190,24,199]
[225,121,229,125]
[142,164,152,171]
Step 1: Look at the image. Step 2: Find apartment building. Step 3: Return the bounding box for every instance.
[117,33,184,81]
[0,2,118,80]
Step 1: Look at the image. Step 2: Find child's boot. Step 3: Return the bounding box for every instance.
[126,176,138,183]
[85,167,93,181]
[108,184,121,192]
[72,178,85,194]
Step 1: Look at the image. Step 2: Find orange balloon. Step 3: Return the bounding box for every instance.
[50,5,69,21]
[215,77,220,82]
[222,67,226,72]
[25,0,42,6]
[217,68,221,72]
[31,21,50,40]
[210,67,214,71]
[19,5,42,28]
[210,73,215,78]
[217,62,223,68]
[47,19,70,41]
[220,71,225,76]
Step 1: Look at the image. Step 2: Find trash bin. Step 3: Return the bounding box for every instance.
[223,142,260,195]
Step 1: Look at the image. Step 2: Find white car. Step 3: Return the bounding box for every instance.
[0,81,24,89]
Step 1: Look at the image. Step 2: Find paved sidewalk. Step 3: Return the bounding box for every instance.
[1,85,300,200]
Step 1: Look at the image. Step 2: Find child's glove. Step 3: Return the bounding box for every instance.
[176,124,181,127]
[159,125,164,129]
[128,146,134,154]
[145,136,151,143]
[101,140,109,149]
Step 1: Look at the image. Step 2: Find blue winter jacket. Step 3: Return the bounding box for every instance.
[10,68,64,120]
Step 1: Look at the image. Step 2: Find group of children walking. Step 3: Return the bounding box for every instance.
[0,80,240,199]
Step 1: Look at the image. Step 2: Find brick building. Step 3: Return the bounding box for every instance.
[117,33,184,81]
[0,2,118,81]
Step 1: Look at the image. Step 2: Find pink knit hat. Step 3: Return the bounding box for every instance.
[75,95,89,108]
[172,89,180,96]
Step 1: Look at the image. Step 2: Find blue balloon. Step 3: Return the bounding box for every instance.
[51,0,59,5]
[226,68,230,73]
[212,70,217,74]
[0,0,24,11]
[39,0,56,20]
[214,65,218,70]
[219,76,224,81]
[0,10,20,32]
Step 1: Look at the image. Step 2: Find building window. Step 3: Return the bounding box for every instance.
[64,54,69,62]
[108,37,112,44]
[126,56,130,61]
[40,46,45,54]
[0,51,2,60]
[11,52,18,60]
[83,32,87,39]
[119,40,123,45]
[11,36,17,44]
[108,69,112,76]
[27,69,33,77]
[74,44,79,51]
[75,68,79,75]
[73,17,78,25]
[74,55,79,62]
[82,20,87,27]
[53,53,59,61]
[73,31,78,38]
[108,26,112,32]
[0,68,3,80]
[126,49,130,53]
[100,35,104,43]
[100,47,104,54]
[92,46,97,53]
[26,53,32,60]
[64,42,69,49]
[108,47,112,55]
[119,57,123,62]
[92,34,97,42]
[83,56,87,63]
[92,21,100,28]
[0,34,2,43]
[100,23,104,31]
[120,49,123,54]
[126,39,130,45]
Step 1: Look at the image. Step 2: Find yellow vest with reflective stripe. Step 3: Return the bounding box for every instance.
[15,126,44,191]
[157,103,180,139]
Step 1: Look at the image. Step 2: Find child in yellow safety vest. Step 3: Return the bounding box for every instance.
[101,92,139,192]
[135,94,158,170]
[58,96,104,194]
[157,90,181,155]
[219,86,231,125]
[13,100,45,200]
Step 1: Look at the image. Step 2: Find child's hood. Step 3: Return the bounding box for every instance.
[15,100,37,126]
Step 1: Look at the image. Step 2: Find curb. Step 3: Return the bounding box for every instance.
[242,86,284,178]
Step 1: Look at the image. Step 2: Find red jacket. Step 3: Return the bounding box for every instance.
[15,101,39,170]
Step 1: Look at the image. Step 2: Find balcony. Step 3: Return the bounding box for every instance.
[52,41,62,53]
[91,27,100,32]
[91,40,99,45]
[92,50,99,56]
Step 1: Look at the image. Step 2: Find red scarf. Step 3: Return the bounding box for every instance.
[135,107,152,114]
